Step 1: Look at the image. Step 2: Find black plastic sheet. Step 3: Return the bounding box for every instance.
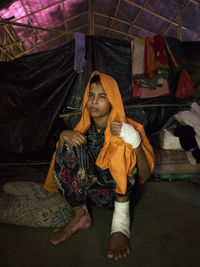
[0,40,79,161]
[0,36,194,162]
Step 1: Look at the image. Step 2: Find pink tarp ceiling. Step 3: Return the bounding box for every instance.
[0,0,200,60]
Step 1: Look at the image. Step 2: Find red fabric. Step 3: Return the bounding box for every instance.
[153,34,169,64]
[132,80,170,99]
[144,35,169,78]
[176,69,196,99]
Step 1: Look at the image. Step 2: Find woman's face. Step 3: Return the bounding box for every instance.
[86,82,111,119]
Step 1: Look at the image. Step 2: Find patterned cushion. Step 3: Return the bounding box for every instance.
[0,182,72,227]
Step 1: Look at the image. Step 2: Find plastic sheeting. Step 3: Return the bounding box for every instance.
[0,40,80,161]
[0,36,195,162]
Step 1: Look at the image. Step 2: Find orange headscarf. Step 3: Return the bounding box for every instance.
[44,71,154,194]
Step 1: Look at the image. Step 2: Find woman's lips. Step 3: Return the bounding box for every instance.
[89,108,99,112]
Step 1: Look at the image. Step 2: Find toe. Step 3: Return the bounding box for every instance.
[122,247,130,258]
[106,250,114,259]
[122,250,128,258]
[117,250,123,260]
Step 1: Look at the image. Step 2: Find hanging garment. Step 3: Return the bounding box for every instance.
[144,35,169,78]
[74,32,86,74]
[131,35,170,99]
[175,69,196,98]
[132,79,170,99]
[164,37,196,99]
[131,38,145,76]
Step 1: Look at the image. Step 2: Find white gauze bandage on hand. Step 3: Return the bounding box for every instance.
[111,200,130,238]
[120,122,141,149]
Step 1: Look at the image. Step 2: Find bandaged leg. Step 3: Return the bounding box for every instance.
[111,200,130,238]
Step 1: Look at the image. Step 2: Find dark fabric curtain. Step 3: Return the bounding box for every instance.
[0,36,191,162]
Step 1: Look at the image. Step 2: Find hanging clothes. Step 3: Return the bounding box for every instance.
[74,32,86,74]
[164,37,196,99]
[144,34,169,78]
[133,79,170,99]
[131,35,170,99]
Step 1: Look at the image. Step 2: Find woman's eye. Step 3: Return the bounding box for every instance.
[100,95,106,99]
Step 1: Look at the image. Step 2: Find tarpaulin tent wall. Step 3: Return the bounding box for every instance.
[0,36,198,162]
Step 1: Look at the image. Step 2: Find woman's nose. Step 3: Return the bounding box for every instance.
[92,96,98,104]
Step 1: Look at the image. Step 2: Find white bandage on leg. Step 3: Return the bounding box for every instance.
[111,200,130,238]
[120,122,141,149]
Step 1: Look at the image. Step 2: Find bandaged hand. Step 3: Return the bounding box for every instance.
[119,122,141,149]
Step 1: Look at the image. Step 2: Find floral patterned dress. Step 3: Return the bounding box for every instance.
[53,121,137,210]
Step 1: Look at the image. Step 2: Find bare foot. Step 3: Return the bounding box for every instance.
[50,205,92,245]
[106,232,130,260]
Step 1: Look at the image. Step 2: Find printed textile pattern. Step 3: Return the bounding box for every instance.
[53,143,116,210]
[0,182,72,227]
[53,141,137,210]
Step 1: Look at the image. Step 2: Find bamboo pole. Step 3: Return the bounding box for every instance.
[96,24,137,39]
[123,0,197,35]
[164,1,189,36]
[18,7,88,26]
[0,19,74,35]
[14,24,87,58]
[1,0,198,42]
[95,12,131,27]
[4,24,25,53]
[178,0,183,40]
[20,0,47,50]
[27,38,42,52]
[95,12,164,37]
[16,0,63,21]
[61,0,68,37]
[4,25,24,52]
[125,0,149,40]
[124,103,191,109]
[14,31,69,58]
[1,12,88,59]
[123,0,180,26]
[188,0,199,5]
[2,13,88,50]
[0,46,15,60]
[59,111,81,118]
[88,0,94,35]
[106,0,121,36]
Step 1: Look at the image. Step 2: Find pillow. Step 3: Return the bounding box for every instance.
[0,182,72,227]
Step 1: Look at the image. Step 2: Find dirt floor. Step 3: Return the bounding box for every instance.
[0,165,200,267]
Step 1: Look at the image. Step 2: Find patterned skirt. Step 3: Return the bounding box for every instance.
[53,143,136,210]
